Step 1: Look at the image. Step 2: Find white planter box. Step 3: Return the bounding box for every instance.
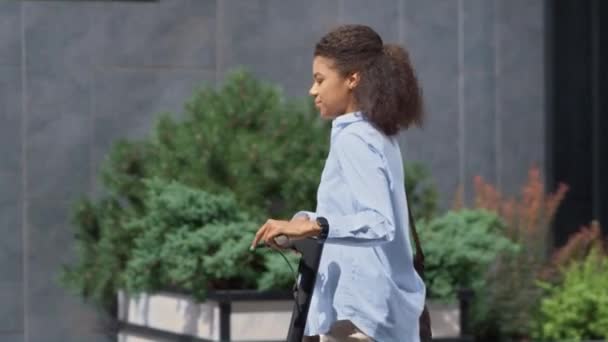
[427,301,461,338]
[117,290,293,342]
[117,290,461,341]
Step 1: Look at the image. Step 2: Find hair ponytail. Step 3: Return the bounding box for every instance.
[379,43,424,132]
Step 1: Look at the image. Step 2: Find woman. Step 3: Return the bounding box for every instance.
[250,24,426,342]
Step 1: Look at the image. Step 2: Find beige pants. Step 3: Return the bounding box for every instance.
[303,320,373,342]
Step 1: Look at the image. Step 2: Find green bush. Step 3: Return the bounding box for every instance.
[404,162,438,221]
[417,209,520,302]
[100,69,331,220]
[60,197,134,312]
[123,178,296,300]
[532,246,608,341]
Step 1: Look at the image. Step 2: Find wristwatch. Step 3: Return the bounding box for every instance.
[316,216,329,241]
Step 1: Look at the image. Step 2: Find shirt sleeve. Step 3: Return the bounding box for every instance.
[291,210,318,221]
[292,131,396,247]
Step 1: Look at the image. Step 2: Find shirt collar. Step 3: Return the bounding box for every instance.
[331,111,365,129]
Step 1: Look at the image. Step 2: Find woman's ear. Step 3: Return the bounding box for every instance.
[346,72,360,91]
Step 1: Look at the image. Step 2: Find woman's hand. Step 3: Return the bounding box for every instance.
[250,216,321,250]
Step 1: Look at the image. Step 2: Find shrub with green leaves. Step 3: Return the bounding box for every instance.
[123,178,296,301]
[404,162,438,221]
[100,70,332,220]
[61,197,138,312]
[532,246,608,341]
[417,209,520,302]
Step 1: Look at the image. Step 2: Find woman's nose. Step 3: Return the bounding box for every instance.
[309,84,317,97]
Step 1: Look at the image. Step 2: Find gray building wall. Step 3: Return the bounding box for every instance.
[0,0,545,341]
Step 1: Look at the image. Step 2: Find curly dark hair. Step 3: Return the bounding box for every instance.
[314,24,424,136]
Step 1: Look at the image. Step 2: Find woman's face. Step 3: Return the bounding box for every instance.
[309,56,358,120]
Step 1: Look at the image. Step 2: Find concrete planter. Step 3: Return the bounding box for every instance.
[117,290,463,341]
[427,300,461,339]
[117,289,294,342]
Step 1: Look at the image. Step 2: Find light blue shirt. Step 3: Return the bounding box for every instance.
[293,111,426,341]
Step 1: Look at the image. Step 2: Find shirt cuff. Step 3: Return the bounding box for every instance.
[325,214,348,240]
[291,210,318,221]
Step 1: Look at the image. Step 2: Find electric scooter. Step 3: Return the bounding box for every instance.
[260,236,324,342]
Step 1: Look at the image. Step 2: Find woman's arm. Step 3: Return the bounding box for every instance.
[294,132,396,247]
